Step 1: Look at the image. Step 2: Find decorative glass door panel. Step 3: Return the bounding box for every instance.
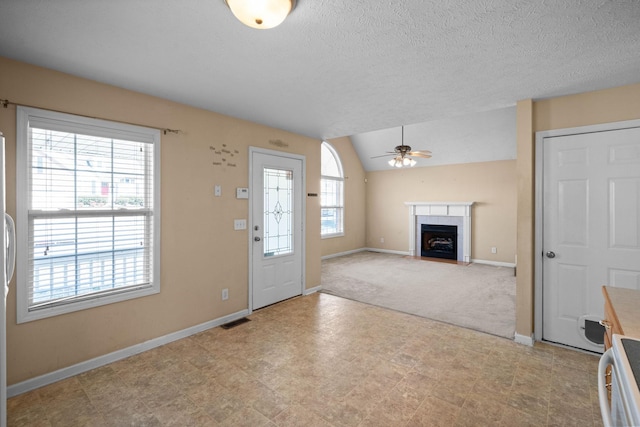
[263,168,293,257]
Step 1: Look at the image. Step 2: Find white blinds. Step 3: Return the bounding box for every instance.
[21,111,159,314]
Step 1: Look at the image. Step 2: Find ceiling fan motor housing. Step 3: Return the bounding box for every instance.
[395,145,412,155]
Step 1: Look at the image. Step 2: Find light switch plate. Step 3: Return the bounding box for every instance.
[234,219,247,230]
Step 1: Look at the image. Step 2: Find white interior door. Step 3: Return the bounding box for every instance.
[250,148,304,310]
[541,125,640,352]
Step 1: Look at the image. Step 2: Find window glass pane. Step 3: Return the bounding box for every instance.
[321,178,341,207]
[32,217,76,259]
[76,217,114,255]
[321,208,339,235]
[31,129,76,210]
[321,144,341,177]
[77,136,113,174]
[112,139,150,209]
[30,215,151,305]
[263,168,293,257]
[30,129,152,212]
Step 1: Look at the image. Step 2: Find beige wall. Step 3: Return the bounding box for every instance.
[515,82,640,338]
[0,56,322,385]
[515,99,534,337]
[320,137,367,257]
[365,160,517,264]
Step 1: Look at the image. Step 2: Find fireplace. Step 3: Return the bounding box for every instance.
[406,202,473,262]
[421,224,457,260]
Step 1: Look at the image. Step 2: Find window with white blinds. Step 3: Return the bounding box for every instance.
[16,107,161,323]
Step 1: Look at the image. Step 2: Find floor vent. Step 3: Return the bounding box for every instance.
[221,317,251,330]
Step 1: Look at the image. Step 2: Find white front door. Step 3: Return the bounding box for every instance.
[541,124,640,352]
[249,148,304,310]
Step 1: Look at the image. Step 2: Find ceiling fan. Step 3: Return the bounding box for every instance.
[371,126,432,167]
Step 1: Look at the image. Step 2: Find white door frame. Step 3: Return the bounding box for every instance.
[248,146,306,314]
[534,118,640,343]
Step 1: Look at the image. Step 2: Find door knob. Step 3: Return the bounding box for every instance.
[546,251,556,258]
[254,236,261,242]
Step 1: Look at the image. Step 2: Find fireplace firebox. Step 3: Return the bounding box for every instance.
[421,224,457,260]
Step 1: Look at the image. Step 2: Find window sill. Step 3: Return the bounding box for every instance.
[322,232,345,239]
[17,284,160,324]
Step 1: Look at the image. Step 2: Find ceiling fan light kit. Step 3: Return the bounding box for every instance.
[388,156,416,168]
[225,0,296,29]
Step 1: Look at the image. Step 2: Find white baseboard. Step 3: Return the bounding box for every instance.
[364,248,411,256]
[514,333,534,346]
[304,285,322,295]
[322,247,412,259]
[471,259,517,268]
[321,249,516,268]
[321,248,367,260]
[7,309,250,398]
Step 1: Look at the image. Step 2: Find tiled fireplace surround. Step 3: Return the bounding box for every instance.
[405,202,474,263]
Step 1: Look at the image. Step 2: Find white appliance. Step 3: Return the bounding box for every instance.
[598,334,640,426]
[1,132,17,427]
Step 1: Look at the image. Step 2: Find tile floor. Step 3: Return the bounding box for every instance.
[8,293,603,426]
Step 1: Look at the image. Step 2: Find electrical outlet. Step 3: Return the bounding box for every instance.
[221,288,229,301]
[491,247,497,254]
[380,237,385,243]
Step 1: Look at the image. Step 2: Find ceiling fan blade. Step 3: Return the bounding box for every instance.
[408,149,431,155]
[370,153,397,159]
[410,152,432,158]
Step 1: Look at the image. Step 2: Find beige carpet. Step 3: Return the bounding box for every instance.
[321,251,516,339]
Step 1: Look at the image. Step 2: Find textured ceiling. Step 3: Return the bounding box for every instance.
[0,0,639,145]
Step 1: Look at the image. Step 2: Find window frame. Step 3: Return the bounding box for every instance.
[320,141,344,238]
[16,106,161,323]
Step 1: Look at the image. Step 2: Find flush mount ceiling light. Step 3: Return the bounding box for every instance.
[224,0,296,29]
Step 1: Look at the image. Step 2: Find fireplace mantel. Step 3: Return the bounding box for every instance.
[405,201,474,262]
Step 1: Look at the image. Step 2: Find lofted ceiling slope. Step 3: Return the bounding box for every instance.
[0,0,639,145]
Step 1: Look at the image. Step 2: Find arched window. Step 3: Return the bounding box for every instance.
[321,142,344,237]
